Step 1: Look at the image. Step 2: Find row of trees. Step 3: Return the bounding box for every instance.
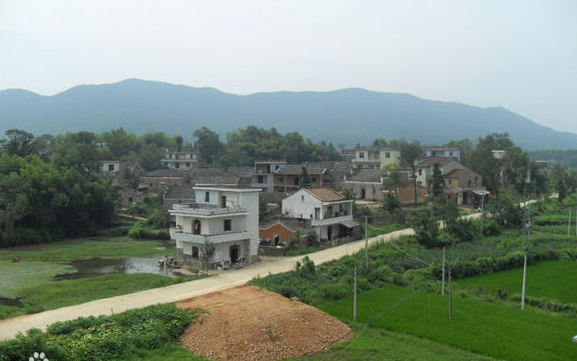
[0,154,118,246]
[193,126,342,167]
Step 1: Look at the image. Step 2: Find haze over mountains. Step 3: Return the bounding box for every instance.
[1,79,575,150]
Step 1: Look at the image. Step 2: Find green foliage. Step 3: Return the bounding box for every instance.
[295,256,316,278]
[299,166,312,188]
[487,193,522,227]
[128,221,169,239]
[217,126,341,167]
[409,211,441,248]
[0,154,119,246]
[431,163,444,196]
[193,126,225,166]
[0,304,198,361]
[341,187,355,200]
[382,192,401,214]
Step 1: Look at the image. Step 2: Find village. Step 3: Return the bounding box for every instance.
[99,143,486,270]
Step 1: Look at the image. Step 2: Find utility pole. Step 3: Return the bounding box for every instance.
[448,265,453,320]
[521,162,531,310]
[353,266,357,322]
[480,193,485,237]
[442,247,446,296]
[364,215,369,271]
[568,208,572,236]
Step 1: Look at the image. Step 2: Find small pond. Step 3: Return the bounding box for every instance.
[54,255,179,280]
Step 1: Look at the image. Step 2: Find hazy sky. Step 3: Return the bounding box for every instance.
[1,0,576,133]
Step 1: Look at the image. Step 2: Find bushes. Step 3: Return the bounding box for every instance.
[0,228,54,247]
[0,304,197,361]
[128,221,169,240]
[409,211,441,248]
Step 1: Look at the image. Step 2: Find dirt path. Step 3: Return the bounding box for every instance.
[0,213,484,341]
[176,285,352,361]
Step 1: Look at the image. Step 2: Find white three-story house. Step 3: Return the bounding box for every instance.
[169,186,260,268]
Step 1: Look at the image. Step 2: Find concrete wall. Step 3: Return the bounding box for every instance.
[282,189,320,220]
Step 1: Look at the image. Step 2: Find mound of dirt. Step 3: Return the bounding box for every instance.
[176,284,353,361]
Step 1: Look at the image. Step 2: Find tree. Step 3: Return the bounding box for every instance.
[431,195,458,228]
[431,163,444,196]
[175,135,183,151]
[372,137,388,147]
[382,192,401,214]
[469,133,514,195]
[101,127,135,159]
[0,129,37,157]
[193,127,225,166]
[445,139,473,166]
[300,166,312,188]
[409,211,441,248]
[199,239,216,272]
[341,187,356,200]
[400,141,422,206]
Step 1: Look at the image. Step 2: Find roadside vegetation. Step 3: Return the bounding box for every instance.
[0,304,198,361]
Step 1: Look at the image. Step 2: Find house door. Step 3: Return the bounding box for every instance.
[221,195,227,208]
[193,220,201,235]
[327,226,332,241]
[361,188,366,199]
[230,245,240,263]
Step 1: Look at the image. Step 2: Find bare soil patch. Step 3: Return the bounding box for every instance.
[176,284,352,361]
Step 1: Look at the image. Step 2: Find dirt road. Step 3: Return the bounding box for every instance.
[0,224,423,341]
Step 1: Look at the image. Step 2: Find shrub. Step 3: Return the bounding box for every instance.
[409,211,441,248]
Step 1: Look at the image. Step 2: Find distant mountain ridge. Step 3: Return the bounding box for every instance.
[1,79,575,150]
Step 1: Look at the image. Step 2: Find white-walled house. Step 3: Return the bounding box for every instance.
[281,188,359,242]
[169,186,260,268]
[161,147,198,171]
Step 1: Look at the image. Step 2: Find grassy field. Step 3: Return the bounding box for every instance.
[0,236,172,261]
[293,327,503,361]
[456,261,577,304]
[320,285,576,361]
[0,236,191,320]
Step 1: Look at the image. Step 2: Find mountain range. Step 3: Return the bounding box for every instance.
[1,79,575,150]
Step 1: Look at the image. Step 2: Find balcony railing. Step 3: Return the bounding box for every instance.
[170,203,247,216]
[311,214,354,227]
[170,228,251,243]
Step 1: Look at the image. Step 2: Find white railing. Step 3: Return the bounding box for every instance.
[170,229,251,244]
[311,215,354,227]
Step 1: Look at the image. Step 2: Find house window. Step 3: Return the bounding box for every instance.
[192,246,199,258]
[449,151,454,156]
[312,177,316,182]
[359,152,365,159]
[448,179,452,185]
[418,169,422,175]
[468,180,472,187]
[475,176,478,185]
[294,177,299,185]
[204,192,210,202]
[186,162,191,167]
[258,175,264,183]
[278,176,284,182]
[224,219,232,231]
[275,165,280,170]
[302,195,305,201]
[175,163,180,168]
[108,164,115,171]
[385,152,390,159]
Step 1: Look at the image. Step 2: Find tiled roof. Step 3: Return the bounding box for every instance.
[347,169,385,183]
[275,164,326,175]
[416,157,458,168]
[445,168,478,178]
[307,188,345,202]
[141,169,189,177]
[164,186,195,200]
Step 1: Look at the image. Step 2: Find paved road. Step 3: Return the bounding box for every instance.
[0,212,487,341]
